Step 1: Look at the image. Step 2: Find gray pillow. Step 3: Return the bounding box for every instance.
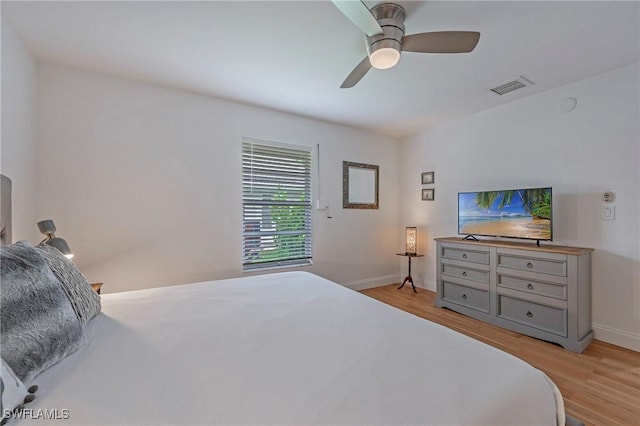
[0,241,84,382]
[35,244,101,327]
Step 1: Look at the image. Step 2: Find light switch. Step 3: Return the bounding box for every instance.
[602,205,615,221]
[316,199,329,210]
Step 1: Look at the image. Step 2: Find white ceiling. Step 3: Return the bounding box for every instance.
[3,1,639,138]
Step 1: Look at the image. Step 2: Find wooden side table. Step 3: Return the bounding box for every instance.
[396,253,424,293]
[90,282,103,294]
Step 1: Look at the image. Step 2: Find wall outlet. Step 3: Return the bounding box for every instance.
[601,205,615,221]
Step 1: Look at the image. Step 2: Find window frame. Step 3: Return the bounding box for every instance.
[241,138,313,272]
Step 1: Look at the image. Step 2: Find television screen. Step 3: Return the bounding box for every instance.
[458,187,552,241]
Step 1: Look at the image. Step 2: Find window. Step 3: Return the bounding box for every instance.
[242,139,312,271]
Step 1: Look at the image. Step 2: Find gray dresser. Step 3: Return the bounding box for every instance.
[435,237,594,353]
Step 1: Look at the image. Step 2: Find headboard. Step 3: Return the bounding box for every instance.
[1,174,12,245]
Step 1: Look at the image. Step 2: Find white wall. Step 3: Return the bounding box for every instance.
[399,64,640,351]
[36,64,401,293]
[0,22,39,242]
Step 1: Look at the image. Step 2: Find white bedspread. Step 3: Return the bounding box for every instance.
[21,271,562,425]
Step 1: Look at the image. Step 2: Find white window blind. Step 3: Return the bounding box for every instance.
[242,140,312,271]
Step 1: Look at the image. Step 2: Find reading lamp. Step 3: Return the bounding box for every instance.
[37,219,74,259]
[405,226,417,255]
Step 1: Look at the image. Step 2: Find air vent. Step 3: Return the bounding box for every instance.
[490,76,534,95]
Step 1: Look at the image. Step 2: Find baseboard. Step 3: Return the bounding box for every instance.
[592,322,640,352]
[341,275,398,291]
[423,278,437,292]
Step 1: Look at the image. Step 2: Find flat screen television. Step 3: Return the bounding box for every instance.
[458,187,552,242]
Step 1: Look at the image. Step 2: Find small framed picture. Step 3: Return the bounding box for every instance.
[422,188,435,201]
[421,171,434,185]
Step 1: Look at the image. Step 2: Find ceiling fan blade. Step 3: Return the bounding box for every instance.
[402,31,480,53]
[331,1,383,36]
[340,56,372,88]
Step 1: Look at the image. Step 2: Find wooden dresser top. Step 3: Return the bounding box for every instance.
[434,237,594,256]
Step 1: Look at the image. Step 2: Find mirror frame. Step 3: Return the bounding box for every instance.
[342,161,379,209]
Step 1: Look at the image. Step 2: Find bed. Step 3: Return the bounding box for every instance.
[0,175,566,425]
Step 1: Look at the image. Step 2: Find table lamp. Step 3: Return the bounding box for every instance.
[405,226,417,255]
[37,219,74,259]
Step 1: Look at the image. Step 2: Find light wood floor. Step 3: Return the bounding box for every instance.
[360,285,640,426]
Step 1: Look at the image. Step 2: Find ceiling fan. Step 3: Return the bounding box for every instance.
[332,1,480,88]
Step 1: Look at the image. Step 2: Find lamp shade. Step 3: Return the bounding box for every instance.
[46,237,74,259]
[37,219,56,236]
[37,219,74,259]
[405,227,417,255]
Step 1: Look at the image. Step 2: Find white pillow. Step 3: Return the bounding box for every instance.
[1,358,28,423]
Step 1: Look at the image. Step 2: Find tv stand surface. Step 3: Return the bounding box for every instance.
[434,237,594,353]
[438,237,593,256]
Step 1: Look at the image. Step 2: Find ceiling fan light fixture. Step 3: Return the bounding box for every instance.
[369,46,400,69]
[334,1,480,88]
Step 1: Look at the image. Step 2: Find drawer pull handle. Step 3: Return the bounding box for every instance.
[526,311,533,318]
[527,283,534,290]
[462,253,467,259]
[462,294,468,300]
[462,271,467,277]
[526,262,533,269]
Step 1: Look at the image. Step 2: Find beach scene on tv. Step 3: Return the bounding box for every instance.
[458,188,552,240]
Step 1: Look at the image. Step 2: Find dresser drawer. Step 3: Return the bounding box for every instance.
[442,246,490,265]
[498,295,567,336]
[498,274,567,300]
[442,263,490,284]
[442,282,489,313]
[497,253,567,276]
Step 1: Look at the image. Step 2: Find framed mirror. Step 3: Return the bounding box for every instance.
[343,161,379,209]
